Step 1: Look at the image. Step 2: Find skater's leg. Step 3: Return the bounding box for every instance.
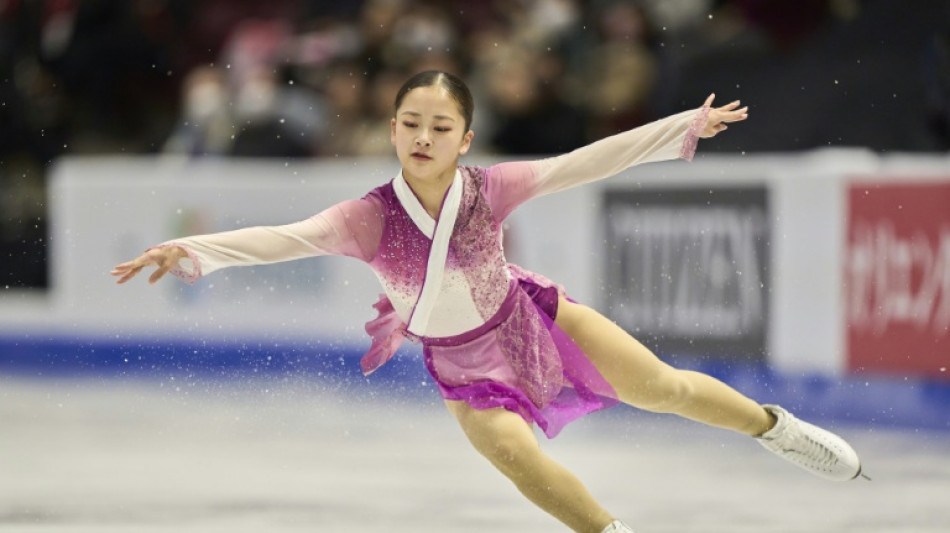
[554,297,864,480]
[554,297,773,436]
[446,400,615,533]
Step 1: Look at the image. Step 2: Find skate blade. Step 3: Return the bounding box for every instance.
[853,465,871,481]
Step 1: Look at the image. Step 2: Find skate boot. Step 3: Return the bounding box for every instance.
[756,404,864,481]
[600,520,635,533]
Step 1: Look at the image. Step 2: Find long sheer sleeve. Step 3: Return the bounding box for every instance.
[157,195,385,283]
[483,106,709,221]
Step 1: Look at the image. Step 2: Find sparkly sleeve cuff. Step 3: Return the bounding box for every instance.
[680,105,710,162]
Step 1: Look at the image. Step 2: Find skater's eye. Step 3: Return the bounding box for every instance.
[402,121,418,128]
[434,126,451,133]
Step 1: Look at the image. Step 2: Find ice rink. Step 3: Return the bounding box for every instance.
[2,377,948,533]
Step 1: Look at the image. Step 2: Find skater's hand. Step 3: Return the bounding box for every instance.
[700,94,748,138]
[111,246,187,285]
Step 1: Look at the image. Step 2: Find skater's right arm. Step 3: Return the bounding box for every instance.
[111,196,384,285]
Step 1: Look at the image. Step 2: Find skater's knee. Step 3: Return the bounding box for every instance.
[448,402,542,475]
[479,433,540,475]
[470,421,541,473]
[630,369,695,414]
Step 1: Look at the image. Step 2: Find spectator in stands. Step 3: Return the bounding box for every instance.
[484,47,587,154]
[163,66,233,156]
[583,0,658,137]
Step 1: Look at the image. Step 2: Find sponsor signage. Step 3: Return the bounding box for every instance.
[603,187,770,360]
[846,180,950,380]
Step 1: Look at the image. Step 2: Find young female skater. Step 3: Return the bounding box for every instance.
[112,71,863,533]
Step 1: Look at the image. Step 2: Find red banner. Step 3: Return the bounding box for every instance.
[846,180,950,380]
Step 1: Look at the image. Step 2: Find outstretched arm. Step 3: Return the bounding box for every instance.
[484,95,748,220]
[111,196,384,285]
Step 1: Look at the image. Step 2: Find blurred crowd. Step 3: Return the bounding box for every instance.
[1,0,948,288]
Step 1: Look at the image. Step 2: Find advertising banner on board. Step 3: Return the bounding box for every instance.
[602,187,770,360]
[846,180,950,380]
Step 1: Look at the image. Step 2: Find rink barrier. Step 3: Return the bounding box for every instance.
[0,333,428,393]
[1,333,947,431]
[28,153,950,383]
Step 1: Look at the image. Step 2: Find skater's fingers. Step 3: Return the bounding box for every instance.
[702,104,749,138]
[147,266,170,285]
[111,256,150,283]
[718,100,742,112]
[112,255,151,272]
[718,105,748,123]
[147,253,181,285]
[114,265,145,284]
[110,263,132,275]
[112,247,180,284]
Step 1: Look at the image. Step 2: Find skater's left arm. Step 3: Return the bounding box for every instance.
[484,94,747,220]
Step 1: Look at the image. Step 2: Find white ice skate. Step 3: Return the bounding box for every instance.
[756,405,865,481]
[600,520,635,533]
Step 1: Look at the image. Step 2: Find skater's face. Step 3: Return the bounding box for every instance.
[391,85,473,183]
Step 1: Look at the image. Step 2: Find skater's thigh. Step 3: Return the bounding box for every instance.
[554,296,682,405]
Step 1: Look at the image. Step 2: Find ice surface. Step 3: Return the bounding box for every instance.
[1,378,947,532]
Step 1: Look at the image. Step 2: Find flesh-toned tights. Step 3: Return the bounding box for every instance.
[446,297,774,533]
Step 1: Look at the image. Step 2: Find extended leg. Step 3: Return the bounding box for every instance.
[446,400,615,533]
[555,297,864,480]
[554,297,773,436]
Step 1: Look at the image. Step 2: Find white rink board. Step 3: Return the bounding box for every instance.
[3,150,949,375]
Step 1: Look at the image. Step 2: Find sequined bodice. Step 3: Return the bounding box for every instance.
[368,167,512,335]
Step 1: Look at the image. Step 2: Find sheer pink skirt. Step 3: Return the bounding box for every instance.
[421,272,619,438]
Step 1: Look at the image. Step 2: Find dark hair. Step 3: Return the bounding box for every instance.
[393,70,474,131]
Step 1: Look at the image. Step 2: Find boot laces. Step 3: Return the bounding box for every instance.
[769,425,837,468]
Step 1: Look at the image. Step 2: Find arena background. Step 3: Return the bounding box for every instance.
[2,1,949,532]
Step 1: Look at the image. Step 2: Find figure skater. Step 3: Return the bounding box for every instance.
[112,70,864,533]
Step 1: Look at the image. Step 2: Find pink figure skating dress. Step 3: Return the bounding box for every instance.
[158,106,709,437]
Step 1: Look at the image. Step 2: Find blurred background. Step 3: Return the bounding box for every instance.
[1,1,950,531]
[2,0,948,289]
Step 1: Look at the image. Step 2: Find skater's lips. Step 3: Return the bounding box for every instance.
[410,152,432,161]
